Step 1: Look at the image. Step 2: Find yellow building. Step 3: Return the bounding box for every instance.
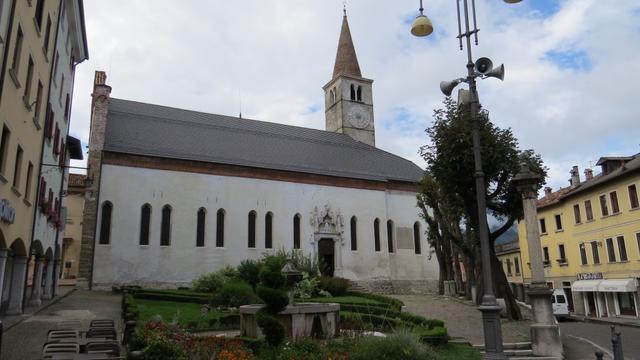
[60,173,85,280]
[518,154,640,319]
[496,240,525,301]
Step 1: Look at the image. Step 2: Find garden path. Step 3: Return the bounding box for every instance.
[392,294,531,345]
[1,289,121,360]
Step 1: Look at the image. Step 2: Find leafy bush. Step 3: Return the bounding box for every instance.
[219,313,241,327]
[350,330,438,360]
[293,272,320,299]
[238,259,262,291]
[192,272,225,293]
[212,280,260,308]
[318,276,350,296]
[414,326,449,346]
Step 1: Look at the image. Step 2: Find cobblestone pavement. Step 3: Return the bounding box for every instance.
[1,290,121,360]
[393,294,531,345]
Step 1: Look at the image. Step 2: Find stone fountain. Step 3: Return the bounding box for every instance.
[239,262,340,340]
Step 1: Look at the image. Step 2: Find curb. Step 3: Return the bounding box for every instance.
[3,287,77,333]
[569,315,640,329]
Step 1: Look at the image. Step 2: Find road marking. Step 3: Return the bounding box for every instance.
[567,334,613,359]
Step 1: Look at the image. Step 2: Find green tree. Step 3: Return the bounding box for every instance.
[419,97,547,320]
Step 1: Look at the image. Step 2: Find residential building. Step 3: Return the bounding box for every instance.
[60,173,85,280]
[518,154,640,319]
[78,14,439,293]
[496,239,525,302]
[0,0,86,315]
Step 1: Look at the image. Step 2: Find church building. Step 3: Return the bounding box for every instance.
[78,14,438,293]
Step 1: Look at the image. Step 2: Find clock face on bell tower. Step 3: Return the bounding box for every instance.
[346,107,369,129]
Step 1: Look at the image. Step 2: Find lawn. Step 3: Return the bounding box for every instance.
[435,343,482,360]
[136,299,225,328]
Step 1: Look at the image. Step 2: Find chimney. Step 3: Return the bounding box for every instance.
[584,168,593,181]
[544,187,552,197]
[569,165,580,187]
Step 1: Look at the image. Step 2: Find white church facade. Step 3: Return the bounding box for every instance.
[78,15,439,293]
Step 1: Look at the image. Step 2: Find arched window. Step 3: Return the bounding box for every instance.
[332,88,337,102]
[350,216,357,251]
[387,220,394,253]
[216,209,225,247]
[139,204,151,245]
[373,218,380,252]
[293,214,301,249]
[98,201,112,245]
[356,86,362,102]
[413,222,421,255]
[265,212,273,249]
[248,210,256,248]
[196,208,206,247]
[160,205,171,246]
[350,84,356,100]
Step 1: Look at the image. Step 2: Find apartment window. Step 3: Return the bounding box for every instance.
[414,222,421,255]
[606,238,616,262]
[59,75,64,103]
[600,195,609,216]
[629,185,639,209]
[265,212,273,249]
[33,81,43,124]
[42,16,51,54]
[591,241,600,264]
[539,218,547,234]
[11,26,23,73]
[216,209,225,247]
[248,211,256,248]
[12,145,23,189]
[636,233,640,259]
[350,216,357,251]
[293,214,301,249]
[0,125,10,174]
[23,57,34,107]
[506,258,512,276]
[554,214,563,231]
[196,208,206,247]
[98,202,112,245]
[585,200,594,221]
[64,94,70,121]
[543,246,550,263]
[579,243,588,265]
[34,0,45,28]
[610,191,620,214]
[387,220,394,253]
[514,257,520,274]
[617,236,628,262]
[558,244,566,262]
[573,204,581,224]
[374,218,381,252]
[160,205,171,246]
[24,162,33,201]
[53,51,59,78]
[139,204,151,245]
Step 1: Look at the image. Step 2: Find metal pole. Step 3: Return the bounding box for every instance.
[611,326,624,360]
[461,0,506,358]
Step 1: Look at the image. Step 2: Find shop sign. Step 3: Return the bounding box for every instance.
[0,199,15,224]
[577,272,603,280]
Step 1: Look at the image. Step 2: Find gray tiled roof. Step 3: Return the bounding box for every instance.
[104,98,423,183]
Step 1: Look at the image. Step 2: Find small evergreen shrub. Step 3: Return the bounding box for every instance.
[414,326,449,346]
[237,259,262,291]
[255,255,289,346]
[256,311,285,347]
[318,276,349,296]
[192,272,225,293]
[212,280,260,308]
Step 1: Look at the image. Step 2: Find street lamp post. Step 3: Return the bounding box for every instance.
[411,1,521,359]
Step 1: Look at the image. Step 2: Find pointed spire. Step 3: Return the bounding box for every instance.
[332,13,362,79]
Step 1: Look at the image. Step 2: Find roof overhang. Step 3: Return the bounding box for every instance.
[67,135,83,160]
[68,0,89,63]
[571,280,601,292]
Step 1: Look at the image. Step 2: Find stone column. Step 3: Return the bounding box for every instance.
[42,260,54,300]
[513,164,563,358]
[6,256,27,315]
[52,259,61,297]
[28,257,44,307]
[0,249,8,298]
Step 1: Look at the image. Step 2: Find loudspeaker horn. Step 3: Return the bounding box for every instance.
[440,79,462,96]
[484,64,505,81]
[474,57,493,74]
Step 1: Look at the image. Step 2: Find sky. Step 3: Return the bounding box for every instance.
[68,0,640,194]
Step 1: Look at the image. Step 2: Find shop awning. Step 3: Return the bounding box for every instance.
[598,279,637,292]
[572,280,601,292]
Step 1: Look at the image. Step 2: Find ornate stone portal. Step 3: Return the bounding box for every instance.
[310,205,344,277]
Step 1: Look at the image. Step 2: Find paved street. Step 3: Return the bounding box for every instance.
[1,290,121,360]
[560,319,640,360]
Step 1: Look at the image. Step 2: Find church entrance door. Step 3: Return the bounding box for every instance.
[318,238,335,277]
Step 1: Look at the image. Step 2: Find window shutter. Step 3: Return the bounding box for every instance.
[58,141,65,167]
[45,106,53,138]
[48,189,54,216]
[53,125,60,155]
[39,177,46,205]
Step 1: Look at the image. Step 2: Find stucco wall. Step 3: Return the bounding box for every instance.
[92,164,438,289]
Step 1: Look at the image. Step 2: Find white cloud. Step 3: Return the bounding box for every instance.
[69,0,640,194]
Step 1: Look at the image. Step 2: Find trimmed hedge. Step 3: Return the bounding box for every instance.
[339,303,400,318]
[399,312,445,329]
[345,291,404,311]
[132,291,211,304]
[414,326,448,346]
[340,311,402,331]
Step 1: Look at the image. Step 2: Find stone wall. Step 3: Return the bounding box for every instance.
[351,279,439,295]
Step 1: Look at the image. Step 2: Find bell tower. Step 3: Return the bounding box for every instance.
[323,12,375,147]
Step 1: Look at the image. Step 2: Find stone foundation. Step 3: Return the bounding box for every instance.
[350,279,438,295]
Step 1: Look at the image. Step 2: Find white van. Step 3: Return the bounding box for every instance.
[551,289,570,319]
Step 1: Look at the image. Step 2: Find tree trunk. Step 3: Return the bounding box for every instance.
[453,247,464,296]
[474,247,522,320]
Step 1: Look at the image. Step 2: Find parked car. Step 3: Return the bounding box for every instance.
[551,289,570,319]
